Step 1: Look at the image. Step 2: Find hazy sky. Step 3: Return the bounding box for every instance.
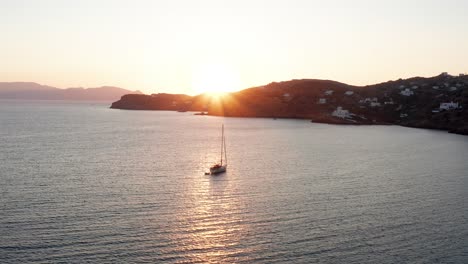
[1,0,468,94]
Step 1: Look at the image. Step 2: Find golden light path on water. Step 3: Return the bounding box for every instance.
[139,137,257,263]
[180,172,247,263]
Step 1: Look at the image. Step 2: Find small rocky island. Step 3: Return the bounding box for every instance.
[111,73,468,135]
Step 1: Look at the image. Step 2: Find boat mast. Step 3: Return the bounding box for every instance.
[220,124,224,165]
[224,130,227,166]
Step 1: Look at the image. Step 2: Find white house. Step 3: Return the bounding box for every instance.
[317,98,326,104]
[344,91,354,95]
[432,86,439,89]
[324,90,334,95]
[449,87,457,91]
[440,102,459,110]
[400,88,414,96]
[359,97,378,104]
[332,106,352,119]
[370,102,381,107]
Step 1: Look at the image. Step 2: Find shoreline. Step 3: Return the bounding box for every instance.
[111,107,468,136]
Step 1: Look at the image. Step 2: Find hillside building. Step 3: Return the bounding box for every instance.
[439,102,459,110]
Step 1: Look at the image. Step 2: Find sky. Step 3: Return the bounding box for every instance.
[1,0,468,95]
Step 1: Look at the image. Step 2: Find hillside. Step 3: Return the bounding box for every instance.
[0,82,142,101]
[110,73,468,135]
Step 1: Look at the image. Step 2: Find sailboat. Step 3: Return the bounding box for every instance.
[209,124,227,175]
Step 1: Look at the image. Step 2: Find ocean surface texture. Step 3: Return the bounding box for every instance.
[1,100,467,263]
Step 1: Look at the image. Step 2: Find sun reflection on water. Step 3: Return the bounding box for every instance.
[173,172,249,263]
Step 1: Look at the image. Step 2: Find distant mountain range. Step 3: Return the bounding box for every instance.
[0,82,142,101]
[111,73,468,135]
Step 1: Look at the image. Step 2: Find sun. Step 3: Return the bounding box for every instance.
[191,63,240,95]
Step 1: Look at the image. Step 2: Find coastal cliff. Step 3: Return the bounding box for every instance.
[110,73,468,135]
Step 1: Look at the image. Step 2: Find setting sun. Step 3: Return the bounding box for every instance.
[191,63,240,95]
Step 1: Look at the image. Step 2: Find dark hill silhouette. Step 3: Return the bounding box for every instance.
[111,74,468,135]
[0,82,142,101]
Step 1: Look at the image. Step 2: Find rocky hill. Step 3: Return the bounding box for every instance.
[110,73,468,135]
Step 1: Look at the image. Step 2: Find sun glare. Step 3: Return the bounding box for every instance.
[192,63,240,95]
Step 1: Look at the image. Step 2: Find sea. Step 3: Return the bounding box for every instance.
[1,100,467,263]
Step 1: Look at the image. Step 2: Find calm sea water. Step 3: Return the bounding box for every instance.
[1,100,467,263]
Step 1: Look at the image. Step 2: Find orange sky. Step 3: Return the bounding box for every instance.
[1,0,467,95]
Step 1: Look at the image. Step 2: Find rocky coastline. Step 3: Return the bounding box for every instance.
[111,73,468,135]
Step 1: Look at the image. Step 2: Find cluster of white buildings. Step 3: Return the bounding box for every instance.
[359,97,377,104]
[433,102,461,113]
[283,93,292,101]
[317,98,326,104]
[439,102,460,110]
[359,97,381,107]
[332,106,353,119]
[400,88,414,96]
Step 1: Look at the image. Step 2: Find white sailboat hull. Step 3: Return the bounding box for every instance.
[207,124,227,175]
[210,165,227,174]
